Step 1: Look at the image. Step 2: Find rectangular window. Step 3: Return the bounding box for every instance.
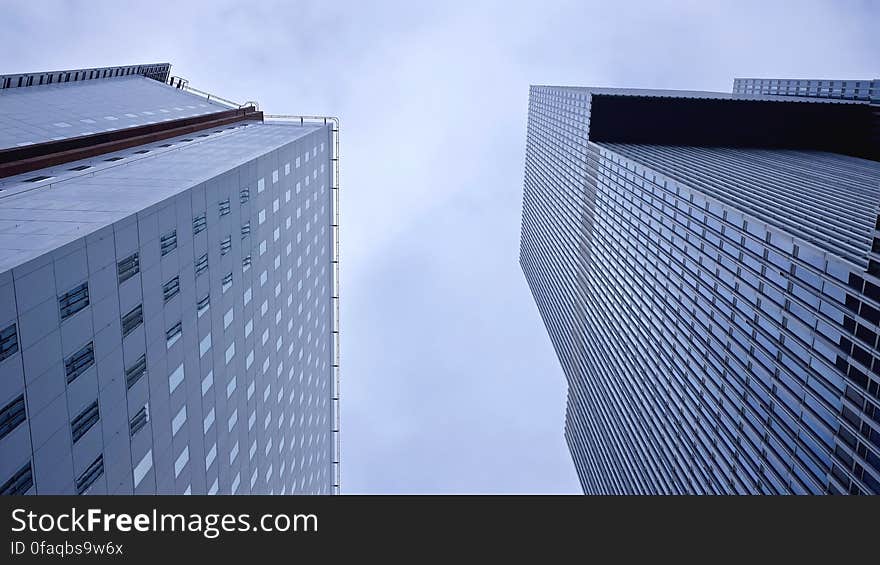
[222,272,233,292]
[125,355,147,389]
[129,404,149,437]
[220,236,232,256]
[241,222,251,238]
[0,395,26,440]
[0,323,18,363]
[71,400,99,443]
[174,446,189,478]
[59,282,89,321]
[240,188,250,204]
[219,199,231,217]
[206,443,217,470]
[0,462,33,496]
[195,253,209,277]
[197,294,210,316]
[117,252,140,284]
[65,342,95,384]
[160,230,177,256]
[121,304,144,337]
[193,213,207,235]
[171,405,187,437]
[201,370,213,396]
[199,333,212,358]
[242,255,252,271]
[166,321,182,348]
[163,276,180,302]
[75,454,104,494]
[169,363,185,394]
[133,449,152,489]
[203,407,215,434]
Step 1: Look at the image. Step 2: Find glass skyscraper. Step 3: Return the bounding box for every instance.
[520,79,880,494]
[0,64,339,495]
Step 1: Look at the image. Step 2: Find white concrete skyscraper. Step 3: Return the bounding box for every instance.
[0,63,340,495]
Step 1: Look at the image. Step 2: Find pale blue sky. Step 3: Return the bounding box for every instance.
[3,0,877,493]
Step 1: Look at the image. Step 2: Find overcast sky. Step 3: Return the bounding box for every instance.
[3,0,877,493]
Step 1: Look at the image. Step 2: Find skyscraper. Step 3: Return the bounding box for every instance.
[0,64,339,495]
[520,79,880,494]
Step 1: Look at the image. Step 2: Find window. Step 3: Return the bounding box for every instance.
[197,294,210,316]
[117,252,140,284]
[0,323,19,363]
[199,333,212,358]
[193,213,207,235]
[201,371,213,396]
[76,455,104,494]
[224,308,234,330]
[219,199,231,217]
[222,272,233,293]
[24,175,53,183]
[0,462,33,496]
[71,400,99,443]
[241,222,251,238]
[240,188,250,204]
[163,276,180,302]
[133,450,152,489]
[206,443,217,470]
[169,363,185,394]
[166,321,182,348]
[129,404,149,437]
[125,355,147,389]
[172,405,187,437]
[195,253,209,277]
[203,407,215,434]
[242,255,252,271]
[259,210,266,224]
[220,236,232,256]
[59,282,89,321]
[174,446,189,478]
[65,342,95,384]
[121,304,144,337]
[160,230,178,256]
[0,395,26,440]
[257,178,265,193]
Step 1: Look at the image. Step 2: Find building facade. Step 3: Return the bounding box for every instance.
[0,64,339,495]
[520,81,880,494]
